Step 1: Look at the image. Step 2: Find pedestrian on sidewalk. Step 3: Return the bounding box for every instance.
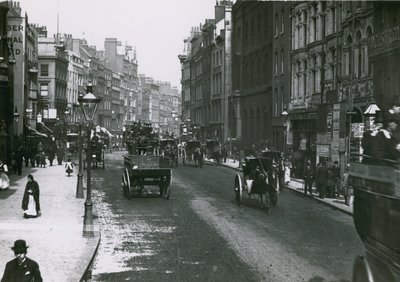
[22,175,41,218]
[316,161,329,199]
[1,239,42,282]
[56,144,64,165]
[65,158,74,177]
[342,166,351,206]
[284,157,291,184]
[0,159,10,190]
[332,161,341,197]
[303,160,315,196]
[15,145,24,176]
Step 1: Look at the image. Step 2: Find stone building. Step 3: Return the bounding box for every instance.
[271,1,292,153]
[289,1,374,176]
[37,31,68,134]
[231,0,274,149]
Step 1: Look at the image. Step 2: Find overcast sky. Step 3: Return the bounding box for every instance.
[18,0,219,89]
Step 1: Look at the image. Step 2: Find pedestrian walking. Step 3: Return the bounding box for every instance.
[303,160,315,196]
[48,143,56,166]
[221,145,228,163]
[284,157,291,184]
[331,161,341,197]
[65,158,74,177]
[15,146,23,176]
[1,239,42,282]
[0,159,10,190]
[342,167,351,206]
[56,145,64,165]
[315,161,329,199]
[22,175,41,218]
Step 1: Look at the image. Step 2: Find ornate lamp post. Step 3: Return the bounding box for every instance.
[78,82,101,237]
[281,108,289,156]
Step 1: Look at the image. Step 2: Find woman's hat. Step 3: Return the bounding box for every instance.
[11,239,28,253]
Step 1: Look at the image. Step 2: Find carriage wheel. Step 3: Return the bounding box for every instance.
[234,175,242,205]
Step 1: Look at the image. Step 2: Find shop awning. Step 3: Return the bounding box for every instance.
[100,127,113,138]
[25,125,47,138]
[37,122,54,135]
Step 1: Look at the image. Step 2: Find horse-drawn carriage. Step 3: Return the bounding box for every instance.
[206,140,220,164]
[121,154,172,199]
[160,139,178,167]
[185,140,203,167]
[349,158,400,282]
[260,149,284,191]
[83,138,105,169]
[121,122,172,199]
[234,156,279,211]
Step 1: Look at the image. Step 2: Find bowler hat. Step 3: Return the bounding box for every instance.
[11,239,28,253]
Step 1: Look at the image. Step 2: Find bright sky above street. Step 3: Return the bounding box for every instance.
[18,0,219,89]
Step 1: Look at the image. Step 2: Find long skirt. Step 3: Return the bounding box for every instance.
[24,195,37,218]
[0,172,10,189]
[284,167,291,183]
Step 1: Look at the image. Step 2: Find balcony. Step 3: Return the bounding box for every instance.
[369,25,400,57]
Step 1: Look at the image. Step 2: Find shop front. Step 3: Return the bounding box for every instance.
[289,111,317,178]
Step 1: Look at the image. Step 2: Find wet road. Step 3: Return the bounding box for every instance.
[89,151,364,282]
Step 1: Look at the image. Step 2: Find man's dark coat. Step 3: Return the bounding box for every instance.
[1,257,42,282]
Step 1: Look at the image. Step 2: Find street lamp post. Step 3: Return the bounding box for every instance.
[73,103,84,198]
[281,109,289,156]
[78,82,101,237]
[13,106,19,137]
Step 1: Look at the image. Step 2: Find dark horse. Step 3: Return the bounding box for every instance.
[193,148,204,168]
[251,165,279,211]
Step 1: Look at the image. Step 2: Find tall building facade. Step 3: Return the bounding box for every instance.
[271,1,292,152]
[231,0,274,148]
[288,1,374,177]
[37,34,68,133]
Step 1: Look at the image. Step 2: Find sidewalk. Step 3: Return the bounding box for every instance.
[0,162,100,281]
[207,158,353,215]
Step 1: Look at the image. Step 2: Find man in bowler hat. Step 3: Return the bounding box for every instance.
[1,239,42,282]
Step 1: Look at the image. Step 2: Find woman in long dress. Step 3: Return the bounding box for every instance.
[22,175,41,218]
[0,159,10,190]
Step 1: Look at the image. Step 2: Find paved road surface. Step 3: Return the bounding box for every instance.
[89,152,364,281]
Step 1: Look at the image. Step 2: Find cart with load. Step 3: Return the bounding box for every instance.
[121,154,171,199]
[349,157,400,282]
[121,122,172,199]
[234,156,279,210]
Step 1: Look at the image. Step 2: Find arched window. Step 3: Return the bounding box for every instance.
[366,26,373,76]
[356,31,362,78]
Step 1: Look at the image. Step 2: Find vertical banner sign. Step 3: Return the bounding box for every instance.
[7,17,25,115]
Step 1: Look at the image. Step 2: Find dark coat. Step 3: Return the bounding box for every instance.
[22,180,40,212]
[370,130,399,162]
[303,164,315,181]
[315,165,329,186]
[1,257,42,282]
